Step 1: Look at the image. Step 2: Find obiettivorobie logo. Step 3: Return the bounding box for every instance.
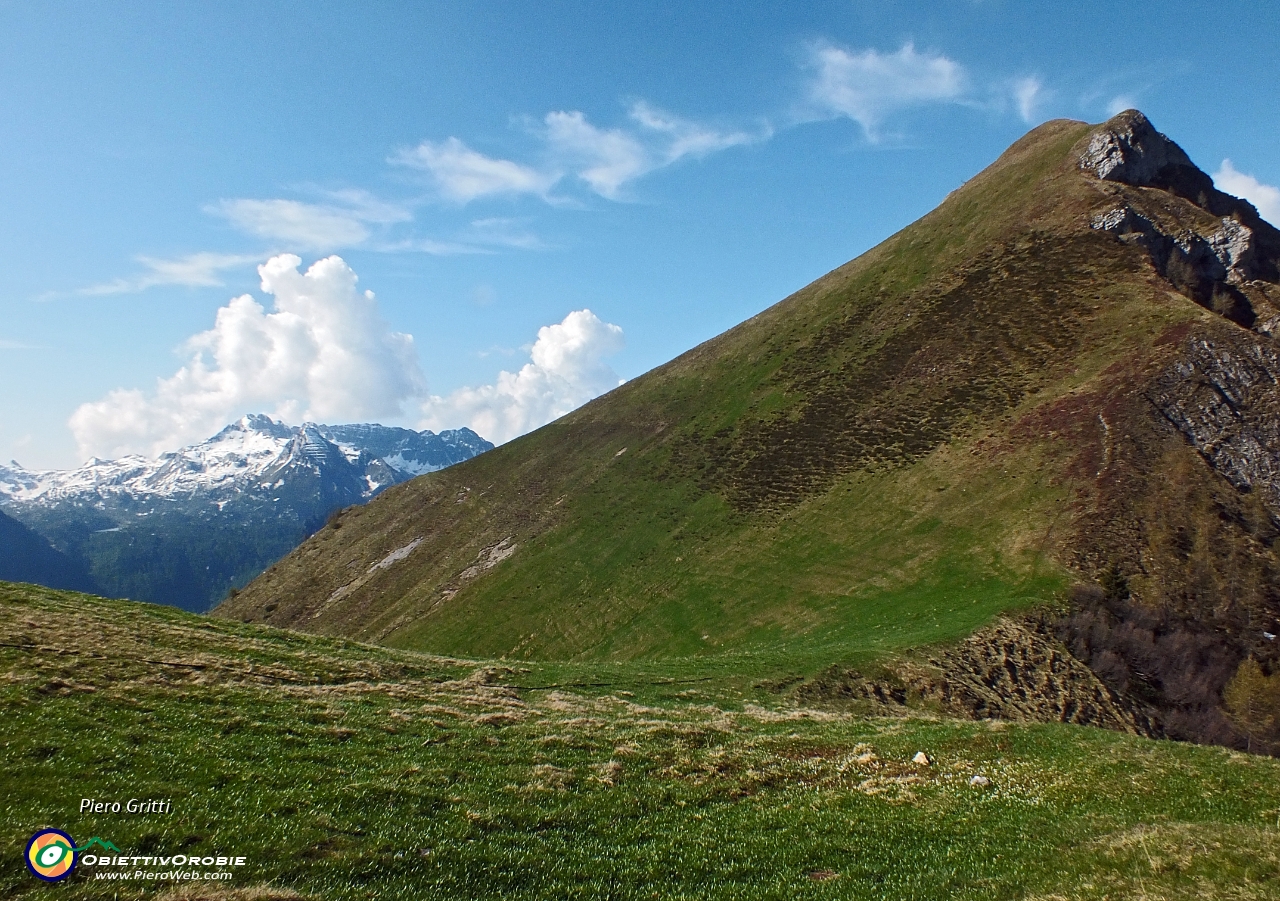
[25,830,120,882]
[25,829,248,884]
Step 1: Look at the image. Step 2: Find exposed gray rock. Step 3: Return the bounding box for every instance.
[1079,110,1195,185]
[1080,111,1280,286]
[1090,205,1260,284]
[1150,333,1280,516]
[1090,205,1256,325]
[1207,217,1259,283]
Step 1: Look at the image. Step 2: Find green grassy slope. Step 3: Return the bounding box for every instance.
[220,116,1213,668]
[5,582,1280,900]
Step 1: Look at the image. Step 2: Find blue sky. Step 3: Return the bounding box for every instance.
[2,1,1278,468]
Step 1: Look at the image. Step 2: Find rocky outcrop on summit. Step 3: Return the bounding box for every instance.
[1080,110,1278,230]
[1082,111,1280,329]
[1079,110,1199,187]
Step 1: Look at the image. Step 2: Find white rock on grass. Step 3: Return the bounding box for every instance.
[912,751,931,766]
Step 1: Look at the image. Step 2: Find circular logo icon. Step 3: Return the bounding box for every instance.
[26,829,76,881]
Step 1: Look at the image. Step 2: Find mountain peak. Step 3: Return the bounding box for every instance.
[1078,109,1196,186]
[222,413,296,439]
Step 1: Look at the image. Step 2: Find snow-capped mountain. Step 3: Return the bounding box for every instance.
[0,415,492,612]
[0,414,491,506]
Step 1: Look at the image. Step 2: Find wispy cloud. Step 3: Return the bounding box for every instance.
[1214,159,1280,225]
[804,41,967,140]
[398,102,768,206]
[373,236,493,255]
[0,339,42,350]
[210,199,379,252]
[80,252,263,295]
[1106,95,1137,118]
[318,188,415,225]
[1012,77,1044,123]
[540,103,767,199]
[78,45,1050,302]
[629,101,767,162]
[465,217,545,250]
[391,137,558,203]
[543,110,651,199]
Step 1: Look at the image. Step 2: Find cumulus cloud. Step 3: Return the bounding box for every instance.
[392,137,558,203]
[80,252,262,295]
[70,254,426,460]
[805,41,967,140]
[1214,159,1280,225]
[419,309,624,444]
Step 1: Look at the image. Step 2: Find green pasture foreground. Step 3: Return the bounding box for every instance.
[2,582,1278,900]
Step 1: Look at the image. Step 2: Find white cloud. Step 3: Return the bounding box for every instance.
[465,217,544,250]
[70,254,426,460]
[1214,159,1280,225]
[392,137,557,203]
[211,199,374,251]
[1012,77,1043,123]
[805,41,967,140]
[398,103,765,206]
[375,237,492,255]
[543,110,652,199]
[539,104,765,199]
[1106,95,1137,118]
[319,188,414,225]
[628,101,766,164]
[80,252,262,295]
[419,309,623,444]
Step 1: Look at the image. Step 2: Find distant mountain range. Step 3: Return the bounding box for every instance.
[0,415,492,611]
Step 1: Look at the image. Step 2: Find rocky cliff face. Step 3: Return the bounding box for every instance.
[1151,333,1280,516]
[1061,111,1280,753]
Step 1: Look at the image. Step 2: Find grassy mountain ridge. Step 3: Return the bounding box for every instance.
[218,112,1280,751]
[214,118,1164,649]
